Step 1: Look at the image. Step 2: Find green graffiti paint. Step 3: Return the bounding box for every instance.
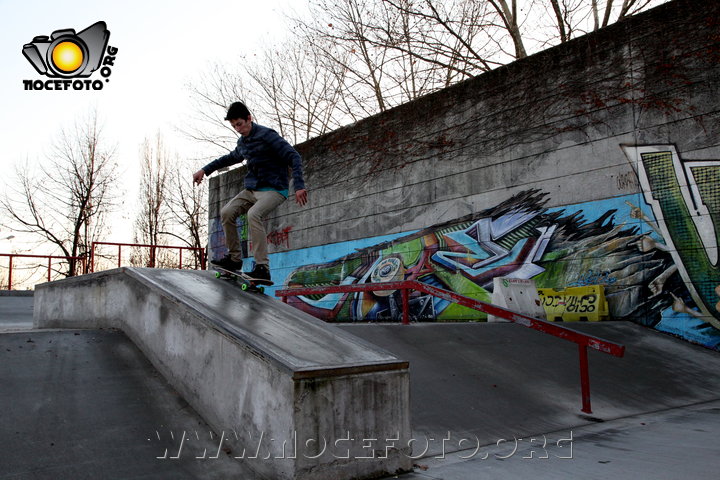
[641,150,720,328]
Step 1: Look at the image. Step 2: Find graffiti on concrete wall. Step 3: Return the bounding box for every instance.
[275,145,720,350]
[622,145,720,346]
[210,217,293,259]
[282,190,666,321]
[209,215,249,261]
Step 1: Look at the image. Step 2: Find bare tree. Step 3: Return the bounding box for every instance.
[185,0,670,146]
[549,0,575,42]
[166,164,208,269]
[371,0,502,88]
[295,0,502,114]
[304,0,392,113]
[182,63,252,154]
[535,0,666,48]
[291,0,666,123]
[184,35,351,148]
[1,110,118,277]
[593,0,659,29]
[487,0,528,58]
[133,132,172,267]
[243,37,348,144]
[132,133,208,269]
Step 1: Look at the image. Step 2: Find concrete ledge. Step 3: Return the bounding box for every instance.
[34,268,412,480]
[0,290,34,297]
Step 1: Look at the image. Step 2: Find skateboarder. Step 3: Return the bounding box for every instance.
[193,101,307,282]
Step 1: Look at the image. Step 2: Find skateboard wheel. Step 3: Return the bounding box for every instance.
[215,271,221,278]
[241,283,249,291]
[258,286,265,294]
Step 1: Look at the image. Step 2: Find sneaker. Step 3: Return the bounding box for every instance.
[247,264,271,281]
[211,255,243,272]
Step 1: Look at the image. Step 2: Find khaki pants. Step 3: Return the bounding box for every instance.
[220,189,286,265]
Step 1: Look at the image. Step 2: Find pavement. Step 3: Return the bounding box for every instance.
[388,400,720,479]
[1,328,249,480]
[1,290,719,479]
[339,323,720,479]
[0,292,34,332]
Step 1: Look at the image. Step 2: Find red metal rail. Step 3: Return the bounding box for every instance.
[0,253,86,290]
[276,280,625,413]
[90,241,206,272]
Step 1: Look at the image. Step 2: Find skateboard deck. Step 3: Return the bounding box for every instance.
[212,266,274,293]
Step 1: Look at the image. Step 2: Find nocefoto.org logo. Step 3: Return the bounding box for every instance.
[22,21,118,91]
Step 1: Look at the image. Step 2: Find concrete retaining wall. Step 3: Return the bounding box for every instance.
[0,290,34,297]
[34,268,412,479]
[206,0,720,350]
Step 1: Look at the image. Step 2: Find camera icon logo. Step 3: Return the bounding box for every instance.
[22,21,110,78]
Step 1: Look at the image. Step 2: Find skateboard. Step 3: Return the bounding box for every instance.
[212,266,274,294]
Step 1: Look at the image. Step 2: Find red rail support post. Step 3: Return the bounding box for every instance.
[7,255,13,290]
[401,287,410,325]
[578,345,592,413]
[90,242,95,272]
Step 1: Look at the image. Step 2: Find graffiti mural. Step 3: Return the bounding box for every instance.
[281,190,665,321]
[209,214,249,261]
[622,145,720,348]
[273,145,720,351]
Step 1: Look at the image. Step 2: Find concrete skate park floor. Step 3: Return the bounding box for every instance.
[2,292,720,479]
[0,328,250,479]
[337,321,720,449]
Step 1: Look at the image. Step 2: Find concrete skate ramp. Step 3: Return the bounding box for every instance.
[338,322,720,458]
[0,329,250,479]
[33,268,412,480]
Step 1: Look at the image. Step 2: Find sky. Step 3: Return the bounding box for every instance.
[0,0,304,253]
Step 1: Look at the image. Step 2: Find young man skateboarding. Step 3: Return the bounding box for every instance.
[193,101,307,282]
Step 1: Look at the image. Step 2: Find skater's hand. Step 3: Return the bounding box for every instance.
[193,169,205,185]
[295,189,308,206]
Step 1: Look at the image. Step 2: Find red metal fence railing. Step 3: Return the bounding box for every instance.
[0,242,206,289]
[276,280,625,414]
[90,241,206,272]
[0,253,86,291]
